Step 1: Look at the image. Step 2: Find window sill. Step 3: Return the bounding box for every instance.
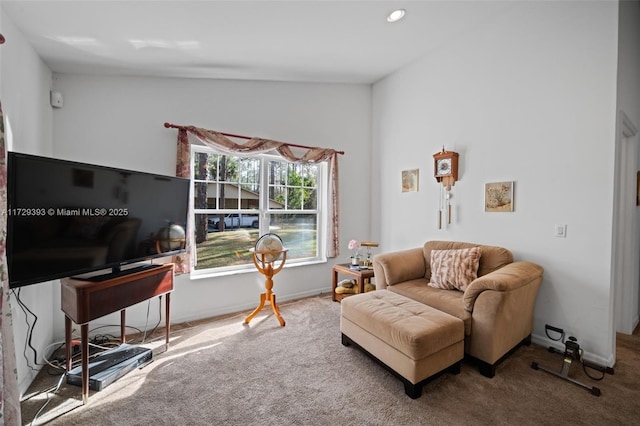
[188,258,327,281]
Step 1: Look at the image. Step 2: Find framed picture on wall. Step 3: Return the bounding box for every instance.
[402,169,419,192]
[485,181,514,212]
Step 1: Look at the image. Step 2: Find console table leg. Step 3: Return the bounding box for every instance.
[81,323,89,405]
[165,293,171,347]
[120,309,126,343]
[65,316,72,372]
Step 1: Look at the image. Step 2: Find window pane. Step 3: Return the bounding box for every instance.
[270,213,317,260]
[287,187,303,209]
[195,182,232,210]
[193,181,210,209]
[269,162,286,185]
[305,188,317,210]
[193,213,260,270]
[194,151,232,181]
[269,186,285,210]
[268,160,318,211]
[223,156,238,182]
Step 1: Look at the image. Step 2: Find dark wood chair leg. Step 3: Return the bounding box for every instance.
[341,333,352,346]
[449,360,462,375]
[402,379,422,399]
[479,361,496,378]
[341,332,464,400]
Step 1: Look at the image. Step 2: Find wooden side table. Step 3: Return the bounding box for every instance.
[332,263,375,302]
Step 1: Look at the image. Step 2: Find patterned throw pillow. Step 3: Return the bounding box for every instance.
[428,247,481,291]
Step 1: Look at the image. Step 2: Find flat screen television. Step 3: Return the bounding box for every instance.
[6,152,190,288]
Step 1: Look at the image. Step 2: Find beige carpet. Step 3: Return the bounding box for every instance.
[20,295,640,425]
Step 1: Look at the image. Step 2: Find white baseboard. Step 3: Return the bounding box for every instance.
[169,286,332,325]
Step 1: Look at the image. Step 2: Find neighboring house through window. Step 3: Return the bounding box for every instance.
[191,145,325,276]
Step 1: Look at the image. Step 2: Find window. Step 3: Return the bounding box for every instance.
[191,145,325,275]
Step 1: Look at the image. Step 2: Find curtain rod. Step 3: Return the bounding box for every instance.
[164,122,344,155]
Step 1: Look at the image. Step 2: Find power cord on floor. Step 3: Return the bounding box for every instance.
[142,295,163,342]
[29,372,66,426]
[41,341,66,373]
[11,288,42,371]
[89,324,143,337]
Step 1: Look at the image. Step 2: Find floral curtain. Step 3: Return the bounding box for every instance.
[172,129,192,273]
[173,125,341,273]
[1,102,22,425]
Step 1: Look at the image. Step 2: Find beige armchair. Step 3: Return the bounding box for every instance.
[373,240,543,377]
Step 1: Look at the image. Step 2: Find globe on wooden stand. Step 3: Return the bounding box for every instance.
[244,234,288,327]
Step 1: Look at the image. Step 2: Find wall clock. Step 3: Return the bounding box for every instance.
[433,147,459,229]
[433,148,459,188]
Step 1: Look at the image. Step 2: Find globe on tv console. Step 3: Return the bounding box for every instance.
[157,223,186,253]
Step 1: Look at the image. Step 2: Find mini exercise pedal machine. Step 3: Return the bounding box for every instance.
[531,325,614,397]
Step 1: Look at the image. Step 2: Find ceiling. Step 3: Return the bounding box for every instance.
[1,0,514,84]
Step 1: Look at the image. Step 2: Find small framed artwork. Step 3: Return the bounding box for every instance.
[402,169,419,192]
[485,181,514,212]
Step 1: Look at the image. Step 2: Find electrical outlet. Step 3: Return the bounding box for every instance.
[554,224,567,238]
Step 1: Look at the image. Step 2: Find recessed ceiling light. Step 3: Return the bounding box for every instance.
[387,9,406,23]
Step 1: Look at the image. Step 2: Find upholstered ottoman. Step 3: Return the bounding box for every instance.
[340,290,464,398]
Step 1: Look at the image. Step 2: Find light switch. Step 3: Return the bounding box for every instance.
[554,224,567,238]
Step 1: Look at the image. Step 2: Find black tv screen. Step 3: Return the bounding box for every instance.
[6,152,190,288]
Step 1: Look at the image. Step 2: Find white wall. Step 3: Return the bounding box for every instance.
[49,74,371,337]
[0,15,52,156]
[371,1,619,365]
[0,11,56,393]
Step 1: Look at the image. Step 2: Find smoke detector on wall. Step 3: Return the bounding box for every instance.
[50,91,64,108]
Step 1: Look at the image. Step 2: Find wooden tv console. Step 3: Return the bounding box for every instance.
[61,263,174,404]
